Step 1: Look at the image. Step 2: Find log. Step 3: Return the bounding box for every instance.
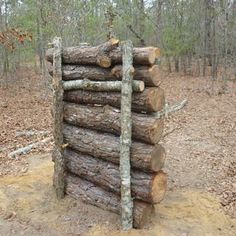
[63,124,166,172]
[64,87,165,113]
[65,173,154,228]
[63,103,164,144]
[47,64,162,87]
[62,79,144,92]
[112,65,162,87]
[64,148,167,204]
[46,39,119,68]
[109,47,159,65]
[46,42,159,66]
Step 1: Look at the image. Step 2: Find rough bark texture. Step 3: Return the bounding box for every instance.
[109,47,158,65]
[120,40,133,229]
[64,148,167,203]
[46,44,159,67]
[52,37,65,199]
[63,103,164,144]
[46,39,119,68]
[47,64,162,87]
[64,87,165,113]
[112,65,162,87]
[65,173,154,229]
[62,79,144,92]
[63,124,166,172]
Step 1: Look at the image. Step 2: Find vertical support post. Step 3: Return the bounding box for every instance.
[120,40,134,230]
[52,37,65,199]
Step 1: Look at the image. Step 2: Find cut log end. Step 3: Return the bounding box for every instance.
[151,144,166,171]
[151,171,167,203]
[148,65,162,86]
[148,48,156,65]
[149,119,164,144]
[139,81,145,92]
[148,87,165,112]
[155,48,161,58]
[133,201,154,228]
[97,56,111,68]
[110,38,119,45]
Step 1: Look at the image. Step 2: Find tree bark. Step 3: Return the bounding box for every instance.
[109,47,159,65]
[64,87,165,113]
[47,64,162,87]
[120,40,133,229]
[63,124,166,172]
[65,173,154,229]
[46,39,119,68]
[62,79,144,92]
[52,37,65,199]
[46,42,159,66]
[112,65,162,87]
[64,148,167,204]
[63,103,164,144]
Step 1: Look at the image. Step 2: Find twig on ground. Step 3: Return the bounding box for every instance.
[0,147,8,153]
[15,130,50,137]
[8,137,53,158]
[153,99,188,119]
[163,126,181,138]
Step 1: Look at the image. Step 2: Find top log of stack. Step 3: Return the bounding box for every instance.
[46,38,160,68]
[47,39,166,229]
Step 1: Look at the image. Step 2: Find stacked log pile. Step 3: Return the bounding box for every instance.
[46,39,167,229]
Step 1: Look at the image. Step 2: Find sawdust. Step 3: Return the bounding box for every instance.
[0,155,235,236]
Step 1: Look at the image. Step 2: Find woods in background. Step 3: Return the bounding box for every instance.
[0,0,236,84]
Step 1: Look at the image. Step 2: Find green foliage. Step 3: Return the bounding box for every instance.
[0,0,235,70]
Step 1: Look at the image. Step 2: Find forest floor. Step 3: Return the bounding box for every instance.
[0,68,235,235]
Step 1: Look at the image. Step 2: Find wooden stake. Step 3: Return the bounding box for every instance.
[52,37,65,199]
[120,40,133,230]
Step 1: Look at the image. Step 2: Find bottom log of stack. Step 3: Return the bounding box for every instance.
[66,173,154,228]
[65,148,167,203]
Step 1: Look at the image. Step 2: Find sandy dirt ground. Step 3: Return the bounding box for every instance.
[0,154,235,236]
[0,69,235,235]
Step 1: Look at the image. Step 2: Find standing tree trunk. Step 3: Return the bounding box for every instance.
[203,0,213,76]
[155,0,164,46]
[134,0,145,46]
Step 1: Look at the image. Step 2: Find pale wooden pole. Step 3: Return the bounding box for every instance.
[52,37,65,199]
[62,79,144,92]
[120,40,134,230]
